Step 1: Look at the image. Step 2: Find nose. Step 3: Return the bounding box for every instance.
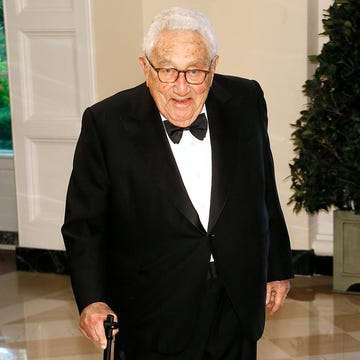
[174,72,189,95]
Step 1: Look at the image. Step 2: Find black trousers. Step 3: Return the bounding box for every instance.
[116,270,257,360]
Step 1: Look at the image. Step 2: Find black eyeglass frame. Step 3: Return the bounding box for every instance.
[145,56,213,85]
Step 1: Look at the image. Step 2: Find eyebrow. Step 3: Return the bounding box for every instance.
[156,58,209,69]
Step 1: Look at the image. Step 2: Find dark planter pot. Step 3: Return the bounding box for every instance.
[333,210,360,293]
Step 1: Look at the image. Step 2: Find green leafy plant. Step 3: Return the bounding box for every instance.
[289,0,360,214]
[0,61,11,150]
[0,0,12,151]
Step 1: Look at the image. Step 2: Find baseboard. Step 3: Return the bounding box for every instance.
[0,231,18,246]
[292,249,333,276]
[16,247,69,274]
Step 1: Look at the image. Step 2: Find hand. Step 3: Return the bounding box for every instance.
[78,302,118,349]
[266,280,290,315]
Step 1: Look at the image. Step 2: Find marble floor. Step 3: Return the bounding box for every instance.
[0,252,360,359]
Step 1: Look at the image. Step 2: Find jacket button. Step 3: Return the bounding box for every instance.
[208,233,215,240]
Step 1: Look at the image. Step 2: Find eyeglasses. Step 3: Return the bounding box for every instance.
[146,56,212,85]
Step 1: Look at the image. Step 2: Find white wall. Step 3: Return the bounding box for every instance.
[2,0,335,252]
[92,0,144,100]
[0,156,18,232]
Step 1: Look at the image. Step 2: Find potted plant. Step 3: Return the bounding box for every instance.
[289,0,360,292]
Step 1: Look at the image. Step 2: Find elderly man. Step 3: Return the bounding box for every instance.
[62,7,292,360]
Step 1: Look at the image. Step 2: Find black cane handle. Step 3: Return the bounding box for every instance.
[103,314,119,360]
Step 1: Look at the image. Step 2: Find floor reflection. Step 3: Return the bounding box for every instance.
[259,275,360,360]
[0,262,359,359]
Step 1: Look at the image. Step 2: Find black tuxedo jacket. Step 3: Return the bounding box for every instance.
[62,74,292,353]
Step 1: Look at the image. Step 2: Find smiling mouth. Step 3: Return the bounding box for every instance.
[172,98,192,106]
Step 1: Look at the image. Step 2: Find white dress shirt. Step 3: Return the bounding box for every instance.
[162,107,213,261]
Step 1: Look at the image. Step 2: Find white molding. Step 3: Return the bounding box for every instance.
[309,211,334,256]
[4,0,95,250]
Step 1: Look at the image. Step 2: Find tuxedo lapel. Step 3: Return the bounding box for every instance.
[135,87,204,232]
[206,81,236,232]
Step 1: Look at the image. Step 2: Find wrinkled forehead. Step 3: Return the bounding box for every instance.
[151,29,212,65]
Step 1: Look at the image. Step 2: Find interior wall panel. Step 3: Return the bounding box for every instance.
[4,0,95,250]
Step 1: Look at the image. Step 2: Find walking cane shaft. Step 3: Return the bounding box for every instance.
[103,314,119,360]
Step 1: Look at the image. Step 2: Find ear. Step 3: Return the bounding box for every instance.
[139,56,149,76]
[208,55,219,85]
[211,55,220,73]
[139,56,151,86]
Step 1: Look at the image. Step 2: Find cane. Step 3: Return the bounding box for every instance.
[103,314,119,360]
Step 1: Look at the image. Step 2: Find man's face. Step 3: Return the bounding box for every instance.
[139,30,218,127]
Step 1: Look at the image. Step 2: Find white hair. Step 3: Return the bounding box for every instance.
[143,7,218,59]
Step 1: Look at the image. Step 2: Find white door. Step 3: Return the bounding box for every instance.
[3,0,96,250]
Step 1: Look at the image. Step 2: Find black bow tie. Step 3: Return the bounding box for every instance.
[163,113,208,144]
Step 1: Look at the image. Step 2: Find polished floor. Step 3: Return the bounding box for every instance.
[0,252,360,360]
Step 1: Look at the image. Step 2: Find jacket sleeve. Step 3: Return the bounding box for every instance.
[61,107,110,312]
[254,81,293,282]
